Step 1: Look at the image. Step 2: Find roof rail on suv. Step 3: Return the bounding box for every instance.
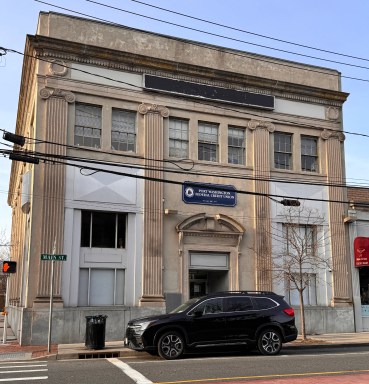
[207,291,277,296]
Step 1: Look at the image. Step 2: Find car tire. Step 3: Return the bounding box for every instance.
[257,328,282,355]
[157,331,185,360]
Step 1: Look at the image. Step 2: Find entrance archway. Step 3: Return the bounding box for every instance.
[176,213,245,301]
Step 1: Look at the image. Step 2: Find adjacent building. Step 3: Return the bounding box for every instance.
[347,187,369,331]
[7,12,354,345]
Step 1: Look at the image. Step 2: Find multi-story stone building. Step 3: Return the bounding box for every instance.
[7,12,354,345]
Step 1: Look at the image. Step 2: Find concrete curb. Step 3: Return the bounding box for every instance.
[54,340,369,360]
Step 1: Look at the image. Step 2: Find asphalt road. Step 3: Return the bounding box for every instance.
[1,346,369,383]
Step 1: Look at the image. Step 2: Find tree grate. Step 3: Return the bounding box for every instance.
[78,351,120,359]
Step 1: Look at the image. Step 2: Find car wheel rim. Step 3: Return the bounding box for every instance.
[261,331,280,353]
[161,334,183,358]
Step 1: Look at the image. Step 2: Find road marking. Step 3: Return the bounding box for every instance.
[153,369,369,384]
[0,365,47,369]
[0,377,48,382]
[0,362,47,366]
[108,358,153,384]
[0,369,48,374]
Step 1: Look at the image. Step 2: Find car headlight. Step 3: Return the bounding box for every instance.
[132,321,152,333]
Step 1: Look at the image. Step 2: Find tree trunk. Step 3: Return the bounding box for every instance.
[299,290,306,340]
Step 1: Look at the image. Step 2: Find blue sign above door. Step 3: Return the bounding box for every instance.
[182,182,237,207]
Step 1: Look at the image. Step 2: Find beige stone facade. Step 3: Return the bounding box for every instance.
[6,12,355,345]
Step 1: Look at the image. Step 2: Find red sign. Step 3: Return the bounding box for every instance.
[354,237,369,267]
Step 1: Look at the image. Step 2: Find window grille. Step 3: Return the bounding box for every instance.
[75,103,102,148]
[228,126,245,165]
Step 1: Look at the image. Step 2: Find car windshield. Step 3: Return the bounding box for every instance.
[169,297,203,313]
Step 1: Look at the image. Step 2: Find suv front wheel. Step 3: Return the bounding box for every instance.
[257,328,282,355]
[158,331,185,360]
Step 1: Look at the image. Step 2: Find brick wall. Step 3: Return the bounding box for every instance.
[348,187,369,204]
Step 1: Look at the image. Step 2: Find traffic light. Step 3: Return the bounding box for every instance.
[2,261,17,274]
[280,199,301,206]
[2,132,25,147]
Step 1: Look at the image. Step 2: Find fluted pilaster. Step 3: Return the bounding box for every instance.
[138,103,169,306]
[35,88,75,301]
[249,120,275,291]
[322,130,351,305]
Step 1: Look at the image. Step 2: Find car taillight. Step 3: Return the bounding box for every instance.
[283,308,295,317]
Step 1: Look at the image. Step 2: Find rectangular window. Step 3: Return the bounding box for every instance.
[285,224,316,257]
[283,224,318,306]
[169,118,189,158]
[78,268,125,306]
[111,109,136,152]
[228,126,245,165]
[286,273,317,306]
[301,136,318,172]
[75,103,102,148]
[81,211,127,249]
[274,132,292,169]
[198,122,218,162]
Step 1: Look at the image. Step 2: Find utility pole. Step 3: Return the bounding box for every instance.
[2,261,17,344]
[47,238,56,353]
[2,276,9,344]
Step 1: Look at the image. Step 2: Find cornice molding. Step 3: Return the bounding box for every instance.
[30,34,348,107]
[41,50,344,107]
[182,232,239,239]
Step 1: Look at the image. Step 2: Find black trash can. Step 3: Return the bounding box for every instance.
[85,315,108,350]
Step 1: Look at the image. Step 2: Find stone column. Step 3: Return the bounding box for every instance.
[138,103,169,306]
[34,88,75,304]
[248,120,275,291]
[321,129,352,305]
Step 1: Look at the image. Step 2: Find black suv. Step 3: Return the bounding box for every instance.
[125,291,298,359]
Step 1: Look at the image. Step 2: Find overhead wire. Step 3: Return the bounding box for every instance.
[81,0,369,71]
[33,0,369,84]
[1,128,368,190]
[124,0,369,63]
[1,3,369,194]
[0,146,362,207]
[3,46,369,145]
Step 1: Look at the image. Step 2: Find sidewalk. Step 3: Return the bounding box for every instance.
[0,330,368,361]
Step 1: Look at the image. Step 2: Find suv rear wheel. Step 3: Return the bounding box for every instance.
[158,331,185,360]
[257,328,282,355]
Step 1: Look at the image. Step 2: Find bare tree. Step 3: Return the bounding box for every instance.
[0,229,11,261]
[271,205,331,340]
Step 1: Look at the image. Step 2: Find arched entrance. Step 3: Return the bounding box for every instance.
[176,213,245,301]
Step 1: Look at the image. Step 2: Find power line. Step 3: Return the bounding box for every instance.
[0,146,355,206]
[3,184,369,229]
[1,130,367,189]
[32,1,369,84]
[78,0,369,71]
[125,0,369,64]
[1,6,368,195]
[4,46,369,142]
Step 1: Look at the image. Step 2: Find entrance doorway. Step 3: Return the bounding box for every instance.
[189,269,229,299]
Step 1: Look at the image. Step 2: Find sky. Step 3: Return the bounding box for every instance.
[1,0,369,237]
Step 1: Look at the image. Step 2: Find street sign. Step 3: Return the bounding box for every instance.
[41,254,67,261]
